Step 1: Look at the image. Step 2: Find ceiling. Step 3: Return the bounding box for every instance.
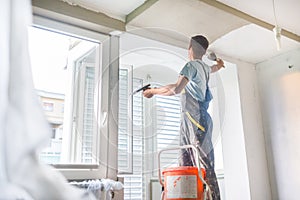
[63,0,300,64]
[218,0,300,36]
[62,0,146,20]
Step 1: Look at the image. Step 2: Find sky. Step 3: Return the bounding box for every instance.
[28,27,71,94]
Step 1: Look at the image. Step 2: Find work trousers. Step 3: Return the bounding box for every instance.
[179,91,221,200]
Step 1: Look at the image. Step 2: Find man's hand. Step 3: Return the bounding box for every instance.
[211,58,225,73]
[216,58,225,69]
[143,88,154,98]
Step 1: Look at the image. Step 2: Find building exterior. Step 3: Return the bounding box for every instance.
[37,90,64,164]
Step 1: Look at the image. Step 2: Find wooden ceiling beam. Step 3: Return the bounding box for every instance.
[126,0,159,24]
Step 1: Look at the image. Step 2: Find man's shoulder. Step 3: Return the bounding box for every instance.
[189,60,210,71]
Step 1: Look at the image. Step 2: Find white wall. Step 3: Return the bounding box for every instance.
[216,54,272,200]
[235,58,272,200]
[256,48,300,200]
[217,60,251,200]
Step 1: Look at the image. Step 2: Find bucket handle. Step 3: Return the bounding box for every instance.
[158,144,203,186]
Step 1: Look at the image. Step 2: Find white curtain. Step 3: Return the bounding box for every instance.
[0,0,95,199]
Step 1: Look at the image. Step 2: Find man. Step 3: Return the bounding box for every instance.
[143,35,224,199]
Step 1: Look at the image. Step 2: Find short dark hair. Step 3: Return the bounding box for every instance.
[189,35,209,58]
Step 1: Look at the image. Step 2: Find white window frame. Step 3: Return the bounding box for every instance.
[32,15,118,180]
[70,60,99,164]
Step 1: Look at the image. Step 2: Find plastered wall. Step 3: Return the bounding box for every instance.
[219,55,272,200]
[256,48,300,200]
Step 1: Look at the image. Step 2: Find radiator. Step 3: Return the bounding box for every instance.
[70,179,123,200]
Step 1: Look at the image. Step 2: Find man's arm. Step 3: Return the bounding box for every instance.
[210,58,225,73]
[143,75,188,98]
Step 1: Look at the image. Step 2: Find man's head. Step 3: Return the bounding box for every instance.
[188,35,209,59]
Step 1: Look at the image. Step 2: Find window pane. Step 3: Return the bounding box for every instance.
[118,68,131,172]
[118,67,144,173]
[118,68,144,199]
[28,26,100,165]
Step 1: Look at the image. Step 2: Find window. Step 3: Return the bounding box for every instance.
[42,102,54,112]
[28,15,116,180]
[118,67,133,173]
[29,26,100,165]
[154,92,181,171]
[118,67,144,199]
[69,50,98,164]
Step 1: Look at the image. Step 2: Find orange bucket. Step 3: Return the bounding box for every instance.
[162,166,206,200]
